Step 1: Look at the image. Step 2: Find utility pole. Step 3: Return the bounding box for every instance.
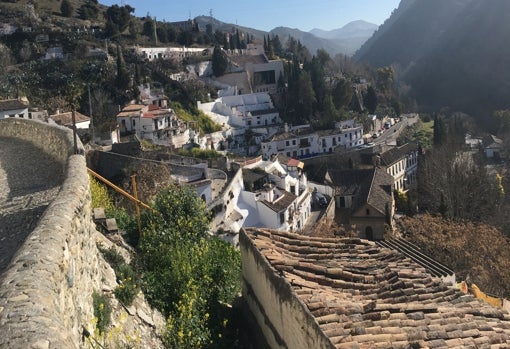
[88,84,94,144]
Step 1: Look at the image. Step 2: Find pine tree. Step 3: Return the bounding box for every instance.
[115,46,130,91]
[61,0,73,17]
[212,45,228,77]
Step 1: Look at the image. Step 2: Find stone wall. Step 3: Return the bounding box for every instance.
[239,230,335,349]
[0,119,101,348]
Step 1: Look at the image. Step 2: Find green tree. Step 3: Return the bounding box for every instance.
[115,45,130,91]
[295,71,316,122]
[332,79,353,110]
[105,4,135,37]
[138,185,241,348]
[212,45,228,77]
[364,86,378,114]
[376,66,394,93]
[60,0,73,17]
[78,0,99,20]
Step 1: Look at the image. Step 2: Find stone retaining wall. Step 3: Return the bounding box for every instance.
[0,119,101,348]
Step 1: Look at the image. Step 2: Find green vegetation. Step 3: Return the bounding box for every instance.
[89,175,116,213]
[136,185,242,349]
[176,147,222,159]
[92,291,111,335]
[98,245,139,307]
[398,119,433,149]
[171,102,222,135]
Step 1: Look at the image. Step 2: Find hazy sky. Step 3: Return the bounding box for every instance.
[100,0,402,32]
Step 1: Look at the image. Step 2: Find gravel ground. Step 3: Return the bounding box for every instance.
[0,137,64,273]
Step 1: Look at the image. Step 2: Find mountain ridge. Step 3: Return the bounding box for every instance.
[354,0,510,118]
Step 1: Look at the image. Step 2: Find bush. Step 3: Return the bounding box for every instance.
[114,263,139,305]
[98,245,139,306]
[92,291,111,335]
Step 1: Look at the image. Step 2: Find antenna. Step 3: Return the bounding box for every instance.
[189,10,192,20]
[209,9,213,18]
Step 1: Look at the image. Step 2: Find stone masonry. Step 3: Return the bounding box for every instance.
[0,119,101,348]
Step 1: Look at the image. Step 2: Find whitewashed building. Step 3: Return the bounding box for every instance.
[378,142,420,192]
[198,92,281,128]
[237,157,311,232]
[261,120,364,160]
[136,46,211,61]
[0,98,29,119]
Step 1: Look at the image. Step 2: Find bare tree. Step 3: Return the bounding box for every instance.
[418,145,503,221]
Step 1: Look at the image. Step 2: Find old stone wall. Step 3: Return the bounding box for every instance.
[0,119,101,349]
[239,230,335,349]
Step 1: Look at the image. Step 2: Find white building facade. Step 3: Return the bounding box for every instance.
[261,120,364,160]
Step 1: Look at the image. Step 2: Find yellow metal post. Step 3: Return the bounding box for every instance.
[131,174,142,238]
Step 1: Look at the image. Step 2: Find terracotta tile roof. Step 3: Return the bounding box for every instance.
[49,111,90,126]
[326,169,373,196]
[260,189,297,213]
[483,134,503,149]
[0,99,29,112]
[326,168,393,215]
[379,142,419,167]
[243,228,510,348]
[116,104,145,117]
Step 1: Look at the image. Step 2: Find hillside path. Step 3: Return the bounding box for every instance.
[0,137,64,274]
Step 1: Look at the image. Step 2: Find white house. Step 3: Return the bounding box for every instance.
[378,142,419,192]
[48,111,91,129]
[261,120,364,160]
[198,92,281,129]
[136,46,211,62]
[0,98,30,119]
[117,104,179,144]
[238,156,311,232]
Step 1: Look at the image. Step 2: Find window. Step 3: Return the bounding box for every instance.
[292,140,296,145]
[366,208,370,215]
[286,141,290,146]
[280,212,285,224]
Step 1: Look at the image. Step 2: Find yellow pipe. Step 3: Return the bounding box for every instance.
[87,168,154,211]
[131,174,142,237]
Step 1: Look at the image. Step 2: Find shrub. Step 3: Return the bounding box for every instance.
[114,263,139,305]
[98,245,139,306]
[92,291,111,335]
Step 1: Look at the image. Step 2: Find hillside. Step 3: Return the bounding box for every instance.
[0,0,107,27]
[354,0,510,117]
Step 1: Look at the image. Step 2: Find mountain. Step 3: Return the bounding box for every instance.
[310,20,378,41]
[194,15,268,42]
[270,21,376,57]
[354,0,510,117]
[195,16,374,57]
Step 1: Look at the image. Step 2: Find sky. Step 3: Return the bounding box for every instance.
[99,0,402,32]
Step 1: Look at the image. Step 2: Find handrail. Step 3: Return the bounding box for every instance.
[87,168,155,212]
